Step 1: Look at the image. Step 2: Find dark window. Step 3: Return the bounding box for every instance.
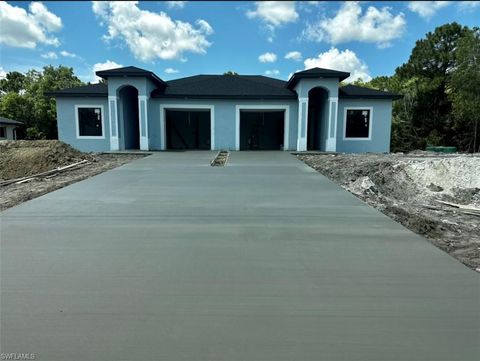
[345,109,370,138]
[78,107,102,137]
[0,127,5,138]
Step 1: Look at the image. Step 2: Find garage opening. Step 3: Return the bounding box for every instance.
[240,110,284,150]
[165,110,211,150]
[307,87,328,151]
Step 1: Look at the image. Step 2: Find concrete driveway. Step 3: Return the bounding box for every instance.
[1,151,479,360]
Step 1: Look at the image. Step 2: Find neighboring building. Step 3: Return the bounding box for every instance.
[48,66,401,153]
[0,116,22,140]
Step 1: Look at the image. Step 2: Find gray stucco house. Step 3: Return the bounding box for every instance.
[49,66,400,153]
[0,116,22,140]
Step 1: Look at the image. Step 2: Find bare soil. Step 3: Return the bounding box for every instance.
[297,152,480,271]
[0,140,146,211]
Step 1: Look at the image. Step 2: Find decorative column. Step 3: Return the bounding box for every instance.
[296,97,308,151]
[138,95,149,150]
[325,96,338,152]
[108,95,119,150]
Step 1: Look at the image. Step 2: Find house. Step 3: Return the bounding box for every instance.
[0,116,22,140]
[48,66,401,153]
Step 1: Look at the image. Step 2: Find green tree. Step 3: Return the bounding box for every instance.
[0,92,35,126]
[0,71,27,93]
[395,22,470,147]
[223,71,238,75]
[27,66,83,138]
[449,28,480,152]
[0,65,83,139]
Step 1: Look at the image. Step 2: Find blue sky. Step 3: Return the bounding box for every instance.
[1,1,479,83]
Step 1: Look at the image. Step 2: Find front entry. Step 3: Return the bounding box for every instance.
[307,87,328,151]
[165,110,211,150]
[240,110,284,150]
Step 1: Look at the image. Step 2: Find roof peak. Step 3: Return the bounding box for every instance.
[95,66,166,87]
[287,67,350,89]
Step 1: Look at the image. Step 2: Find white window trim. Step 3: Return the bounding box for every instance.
[159,104,215,150]
[343,106,373,141]
[235,104,290,151]
[75,104,105,139]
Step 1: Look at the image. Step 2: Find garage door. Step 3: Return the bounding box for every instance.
[240,110,284,150]
[166,110,211,150]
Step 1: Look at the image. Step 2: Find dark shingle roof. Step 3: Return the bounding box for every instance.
[339,84,402,100]
[287,67,350,88]
[151,75,297,99]
[45,83,108,97]
[95,66,166,87]
[0,116,23,125]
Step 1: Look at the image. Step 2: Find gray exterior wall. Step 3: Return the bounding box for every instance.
[0,125,18,140]
[56,97,110,152]
[336,99,392,153]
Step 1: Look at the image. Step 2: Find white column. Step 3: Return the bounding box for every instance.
[108,95,119,150]
[138,95,149,150]
[325,96,338,152]
[296,97,308,151]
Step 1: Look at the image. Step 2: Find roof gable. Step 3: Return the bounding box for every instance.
[95,66,166,87]
[287,67,350,89]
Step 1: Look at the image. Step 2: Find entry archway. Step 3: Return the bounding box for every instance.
[307,87,329,151]
[118,85,140,150]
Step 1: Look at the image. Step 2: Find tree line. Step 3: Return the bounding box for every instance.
[353,22,480,153]
[1,22,478,152]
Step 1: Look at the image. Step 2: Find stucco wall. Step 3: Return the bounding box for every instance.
[55,93,393,153]
[0,125,17,140]
[336,99,392,153]
[56,97,110,152]
[148,98,299,150]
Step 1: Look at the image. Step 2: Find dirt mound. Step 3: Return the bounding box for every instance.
[298,153,480,271]
[0,140,92,180]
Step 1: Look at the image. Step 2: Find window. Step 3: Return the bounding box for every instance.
[0,127,5,138]
[77,106,103,138]
[345,108,371,139]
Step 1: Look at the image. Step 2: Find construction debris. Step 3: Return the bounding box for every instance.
[1,160,90,187]
[298,152,480,271]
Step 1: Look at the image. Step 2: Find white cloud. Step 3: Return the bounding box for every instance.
[29,2,62,31]
[303,1,405,48]
[285,51,302,61]
[41,51,58,59]
[60,50,77,58]
[0,67,7,80]
[458,1,480,11]
[258,52,277,63]
[304,47,371,83]
[92,1,213,62]
[265,69,280,76]
[92,60,123,83]
[246,1,298,27]
[0,1,62,48]
[165,67,179,74]
[166,1,186,9]
[408,1,451,19]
